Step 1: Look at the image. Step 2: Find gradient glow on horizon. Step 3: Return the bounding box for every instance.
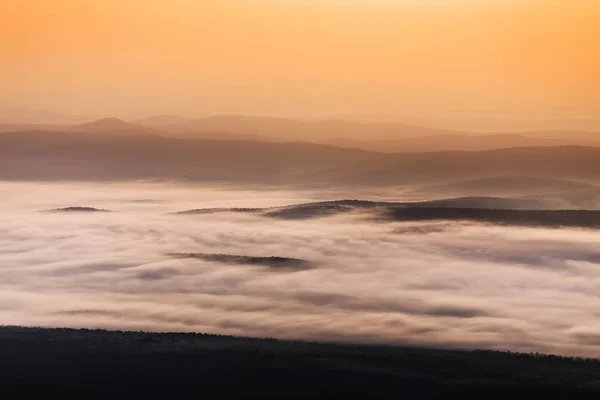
[2,0,599,118]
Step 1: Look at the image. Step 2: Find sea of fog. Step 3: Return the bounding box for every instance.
[1,181,599,357]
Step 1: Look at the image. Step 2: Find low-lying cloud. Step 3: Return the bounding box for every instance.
[1,182,600,358]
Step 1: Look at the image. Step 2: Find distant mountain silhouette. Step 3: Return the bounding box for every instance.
[69,118,153,134]
[512,130,600,143]
[411,117,600,133]
[167,114,460,141]
[3,131,600,185]
[333,114,600,133]
[137,114,600,152]
[135,115,193,130]
[323,146,600,186]
[323,134,596,153]
[173,131,275,141]
[0,131,376,182]
[4,113,599,153]
[418,176,597,196]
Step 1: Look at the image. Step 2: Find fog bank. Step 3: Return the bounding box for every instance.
[1,182,599,358]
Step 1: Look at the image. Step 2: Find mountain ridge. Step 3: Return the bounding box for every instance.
[2,131,600,186]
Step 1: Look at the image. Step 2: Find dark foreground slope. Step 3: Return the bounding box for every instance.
[1,327,599,398]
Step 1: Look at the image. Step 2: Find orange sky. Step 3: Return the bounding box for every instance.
[2,0,599,118]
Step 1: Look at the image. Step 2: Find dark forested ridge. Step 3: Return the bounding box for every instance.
[381,207,600,228]
[172,198,600,228]
[1,326,599,398]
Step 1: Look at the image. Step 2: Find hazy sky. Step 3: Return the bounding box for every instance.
[2,0,599,118]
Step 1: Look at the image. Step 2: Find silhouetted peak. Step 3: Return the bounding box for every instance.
[70,118,151,134]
